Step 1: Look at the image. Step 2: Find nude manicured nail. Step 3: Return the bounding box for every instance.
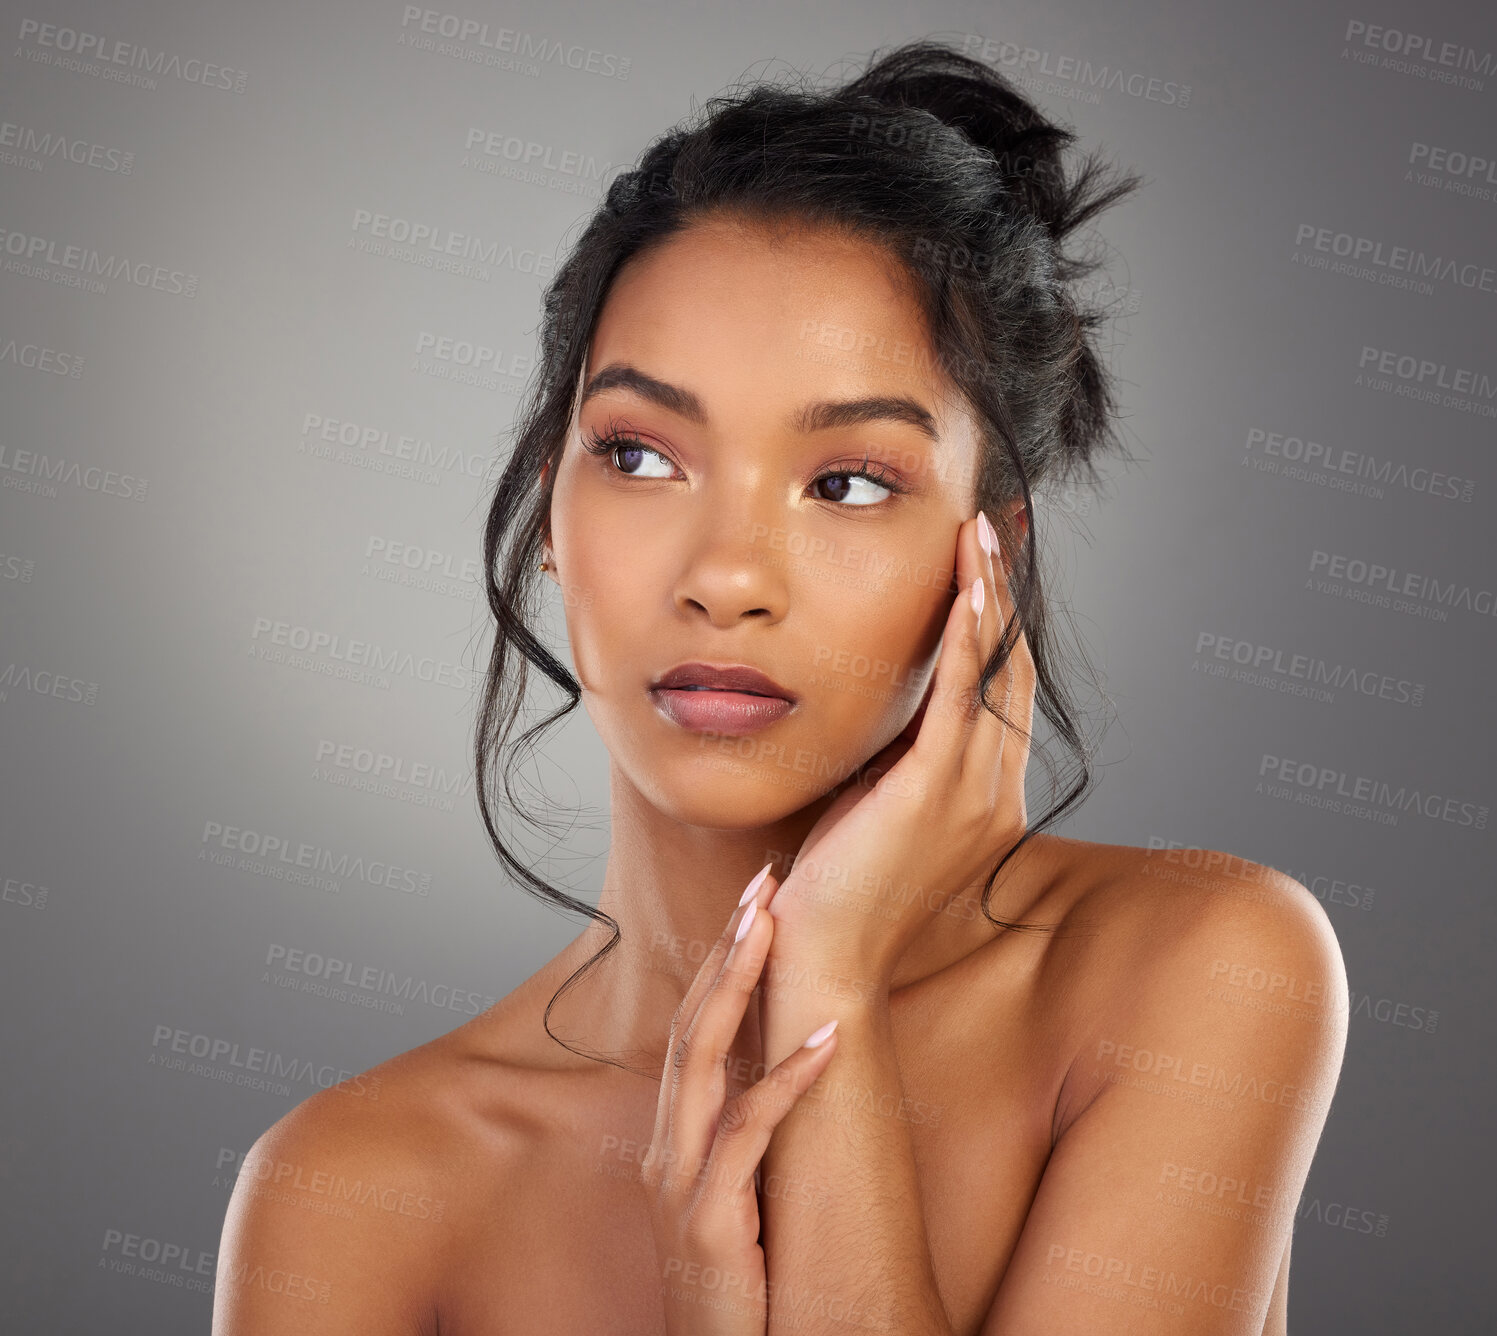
[734,899,758,943]
[802,1019,838,1048]
[739,862,772,907]
[970,577,985,617]
[977,512,995,557]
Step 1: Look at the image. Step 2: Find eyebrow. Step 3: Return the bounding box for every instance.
[579,363,941,445]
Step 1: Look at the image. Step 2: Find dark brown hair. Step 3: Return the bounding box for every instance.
[474,38,1143,1061]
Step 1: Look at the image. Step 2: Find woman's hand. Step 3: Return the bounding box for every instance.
[768,510,1037,986]
[643,868,841,1335]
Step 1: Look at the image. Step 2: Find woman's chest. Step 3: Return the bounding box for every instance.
[439,998,1064,1336]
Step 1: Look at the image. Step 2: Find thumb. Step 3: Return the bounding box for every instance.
[896,664,939,746]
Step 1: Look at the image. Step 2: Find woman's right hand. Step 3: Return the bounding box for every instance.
[643,864,841,1335]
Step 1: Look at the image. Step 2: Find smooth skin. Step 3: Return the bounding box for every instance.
[213,215,1347,1335]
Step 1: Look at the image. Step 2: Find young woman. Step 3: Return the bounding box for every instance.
[215,39,1347,1336]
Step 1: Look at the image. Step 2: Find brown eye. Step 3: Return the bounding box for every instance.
[584,430,674,478]
[810,463,903,506]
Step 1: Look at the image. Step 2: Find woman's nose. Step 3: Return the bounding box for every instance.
[669,506,791,627]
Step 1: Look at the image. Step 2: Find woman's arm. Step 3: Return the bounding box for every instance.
[757,949,950,1336]
[758,871,1346,1336]
[976,877,1347,1335]
[212,1087,445,1335]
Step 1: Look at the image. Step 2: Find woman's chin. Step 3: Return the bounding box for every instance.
[633,751,845,829]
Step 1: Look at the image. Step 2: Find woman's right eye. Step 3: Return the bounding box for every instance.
[612,442,674,478]
[585,431,676,479]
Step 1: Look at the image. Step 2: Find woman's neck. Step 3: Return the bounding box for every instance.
[533,763,1041,1075]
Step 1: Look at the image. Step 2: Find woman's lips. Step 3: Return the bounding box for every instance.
[650,687,795,734]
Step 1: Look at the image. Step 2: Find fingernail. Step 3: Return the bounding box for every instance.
[739,862,773,906]
[734,899,758,943]
[802,1019,838,1048]
[976,512,995,558]
[970,577,985,617]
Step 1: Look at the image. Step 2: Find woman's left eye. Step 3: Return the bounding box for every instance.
[810,469,899,506]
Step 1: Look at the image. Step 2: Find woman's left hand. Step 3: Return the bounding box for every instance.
[767,511,1036,984]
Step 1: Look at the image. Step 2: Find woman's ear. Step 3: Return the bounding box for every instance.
[538,459,556,576]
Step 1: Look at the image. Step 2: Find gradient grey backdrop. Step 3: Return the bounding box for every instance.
[2,0,1494,1330]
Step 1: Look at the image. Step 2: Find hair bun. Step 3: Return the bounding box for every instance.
[839,41,1132,281]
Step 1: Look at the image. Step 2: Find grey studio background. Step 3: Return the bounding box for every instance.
[1,0,1493,1330]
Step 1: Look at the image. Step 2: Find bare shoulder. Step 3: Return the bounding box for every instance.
[213,998,555,1334]
[970,841,1344,1332]
[1027,835,1350,1123]
[1065,837,1345,993]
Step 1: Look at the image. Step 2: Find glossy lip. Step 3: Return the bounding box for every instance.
[650,661,797,701]
[648,661,798,736]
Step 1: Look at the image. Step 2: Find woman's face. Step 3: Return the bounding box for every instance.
[546,215,987,827]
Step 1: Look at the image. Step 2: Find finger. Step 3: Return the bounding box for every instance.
[908,514,989,777]
[647,864,773,1176]
[667,886,778,1179]
[896,661,938,746]
[697,1020,840,1207]
[958,510,1014,781]
[673,862,775,1031]
[962,512,1037,803]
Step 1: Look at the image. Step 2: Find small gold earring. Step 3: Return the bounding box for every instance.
[538,556,549,572]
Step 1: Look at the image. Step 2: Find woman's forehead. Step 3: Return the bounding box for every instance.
[585,220,968,420]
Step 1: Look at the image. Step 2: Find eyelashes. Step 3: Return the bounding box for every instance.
[580,425,911,506]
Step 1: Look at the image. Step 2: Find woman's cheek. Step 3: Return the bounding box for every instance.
[562,563,623,697]
[575,602,635,700]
